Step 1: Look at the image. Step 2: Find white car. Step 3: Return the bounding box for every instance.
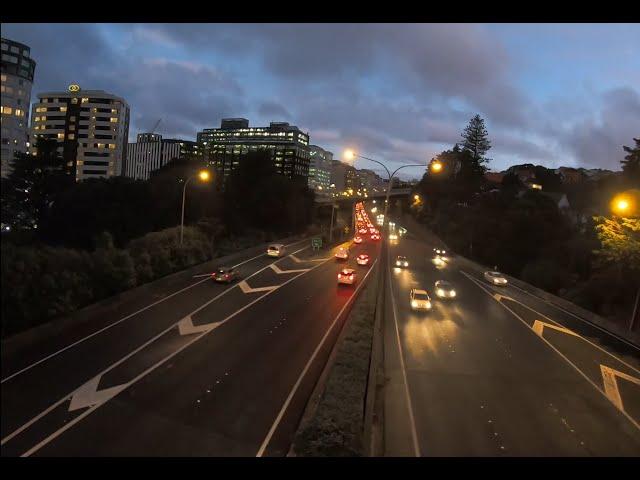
[338,268,356,285]
[356,254,370,266]
[395,255,409,268]
[484,271,508,286]
[335,247,349,260]
[410,289,432,310]
[435,280,456,299]
[267,244,286,257]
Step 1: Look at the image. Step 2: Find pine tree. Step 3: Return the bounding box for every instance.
[621,138,640,186]
[1,137,73,231]
[461,114,492,165]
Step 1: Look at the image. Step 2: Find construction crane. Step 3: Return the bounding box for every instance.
[150,118,162,135]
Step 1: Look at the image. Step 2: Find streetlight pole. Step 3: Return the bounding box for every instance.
[180,170,211,245]
[348,152,425,230]
[180,176,194,245]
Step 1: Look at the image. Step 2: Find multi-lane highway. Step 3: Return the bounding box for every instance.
[381,210,640,456]
[1,224,381,456]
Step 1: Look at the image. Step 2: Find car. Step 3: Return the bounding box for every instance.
[359,228,368,235]
[371,233,381,241]
[434,247,447,256]
[338,268,356,285]
[484,271,508,286]
[435,280,456,299]
[353,236,363,244]
[395,255,409,268]
[356,254,370,266]
[267,244,286,257]
[211,266,239,283]
[410,288,432,310]
[335,247,349,260]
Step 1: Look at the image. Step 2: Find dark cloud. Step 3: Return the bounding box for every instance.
[257,101,291,120]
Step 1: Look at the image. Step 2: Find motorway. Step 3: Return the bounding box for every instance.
[381,210,640,456]
[1,225,381,456]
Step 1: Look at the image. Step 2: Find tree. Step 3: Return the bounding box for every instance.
[460,114,492,165]
[621,137,640,187]
[593,216,640,273]
[1,137,73,232]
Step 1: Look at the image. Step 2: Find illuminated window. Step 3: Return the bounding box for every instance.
[97,143,105,148]
[60,106,67,112]
[108,144,116,149]
[57,133,65,140]
[81,98,88,103]
[71,98,78,104]
[15,109,24,117]
[0,74,6,82]
[1,106,13,114]
[68,134,75,140]
[110,117,118,123]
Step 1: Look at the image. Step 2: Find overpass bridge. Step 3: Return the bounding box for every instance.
[314,188,412,205]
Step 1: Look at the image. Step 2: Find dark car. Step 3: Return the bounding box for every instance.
[211,266,240,283]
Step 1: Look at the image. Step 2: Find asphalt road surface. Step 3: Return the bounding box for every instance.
[1,233,381,456]
[382,214,640,456]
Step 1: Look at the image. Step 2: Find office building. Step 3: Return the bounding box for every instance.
[125,133,199,180]
[30,84,130,181]
[1,37,36,177]
[197,118,310,180]
[308,145,332,189]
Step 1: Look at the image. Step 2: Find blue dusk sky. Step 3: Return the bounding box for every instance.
[3,23,639,179]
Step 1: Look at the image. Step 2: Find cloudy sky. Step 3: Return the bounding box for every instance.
[3,23,639,179]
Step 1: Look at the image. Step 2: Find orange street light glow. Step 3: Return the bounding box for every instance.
[198,170,211,182]
[343,149,356,161]
[431,161,443,172]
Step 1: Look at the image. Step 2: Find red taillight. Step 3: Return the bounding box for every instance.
[224,274,229,278]
[338,274,342,279]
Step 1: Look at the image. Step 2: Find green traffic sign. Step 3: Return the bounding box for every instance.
[312,237,322,249]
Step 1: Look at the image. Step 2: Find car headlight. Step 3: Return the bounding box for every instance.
[426,301,432,309]
[396,261,401,266]
[404,262,409,267]
[450,290,456,297]
[411,300,418,308]
[437,289,445,296]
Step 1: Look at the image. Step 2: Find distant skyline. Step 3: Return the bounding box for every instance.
[3,23,639,179]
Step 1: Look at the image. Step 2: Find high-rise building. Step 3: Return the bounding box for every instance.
[330,160,358,191]
[197,118,310,180]
[30,84,130,181]
[357,168,385,192]
[308,145,333,189]
[1,37,36,177]
[125,133,199,180]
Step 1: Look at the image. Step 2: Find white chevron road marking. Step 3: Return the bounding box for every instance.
[68,376,128,412]
[269,263,310,274]
[177,315,220,336]
[238,280,277,294]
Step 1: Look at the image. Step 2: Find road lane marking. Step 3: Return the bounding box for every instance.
[177,315,220,336]
[238,281,277,294]
[461,271,640,431]
[0,237,310,384]
[601,365,640,412]
[9,242,347,457]
[256,258,379,457]
[290,254,328,263]
[387,254,422,457]
[532,320,580,338]
[269,263,310,274]
[506,282,639,352]
[68,376,128,412]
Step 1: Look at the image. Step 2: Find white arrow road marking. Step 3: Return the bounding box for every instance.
[16,248,336,457]
[177,315,220,336]
[601,365,640,412]
[238,280,277,294]
[532,320,581,338]
[68,376,128,412]
[290,254,329,263]
[269,263,309,274]
[462,270,640,432]
[493,293,514,302]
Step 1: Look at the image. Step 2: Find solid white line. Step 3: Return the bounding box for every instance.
[506,281,639,352]
[461,271,640,432]
[0,238,310,384]
[19,242,338,457]
[256,257,379,457]
[387,255,422,457]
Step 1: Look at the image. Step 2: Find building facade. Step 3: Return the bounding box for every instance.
[357,168,385,192]
[125,133,198,180]
[30,85,130,181]
[308,145,333,189]
[1,37,36,177]
[197,118,310,180]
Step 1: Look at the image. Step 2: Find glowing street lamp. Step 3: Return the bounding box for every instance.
[430,161,443,173]
[611,192,637,217]
[181,169,212,244]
